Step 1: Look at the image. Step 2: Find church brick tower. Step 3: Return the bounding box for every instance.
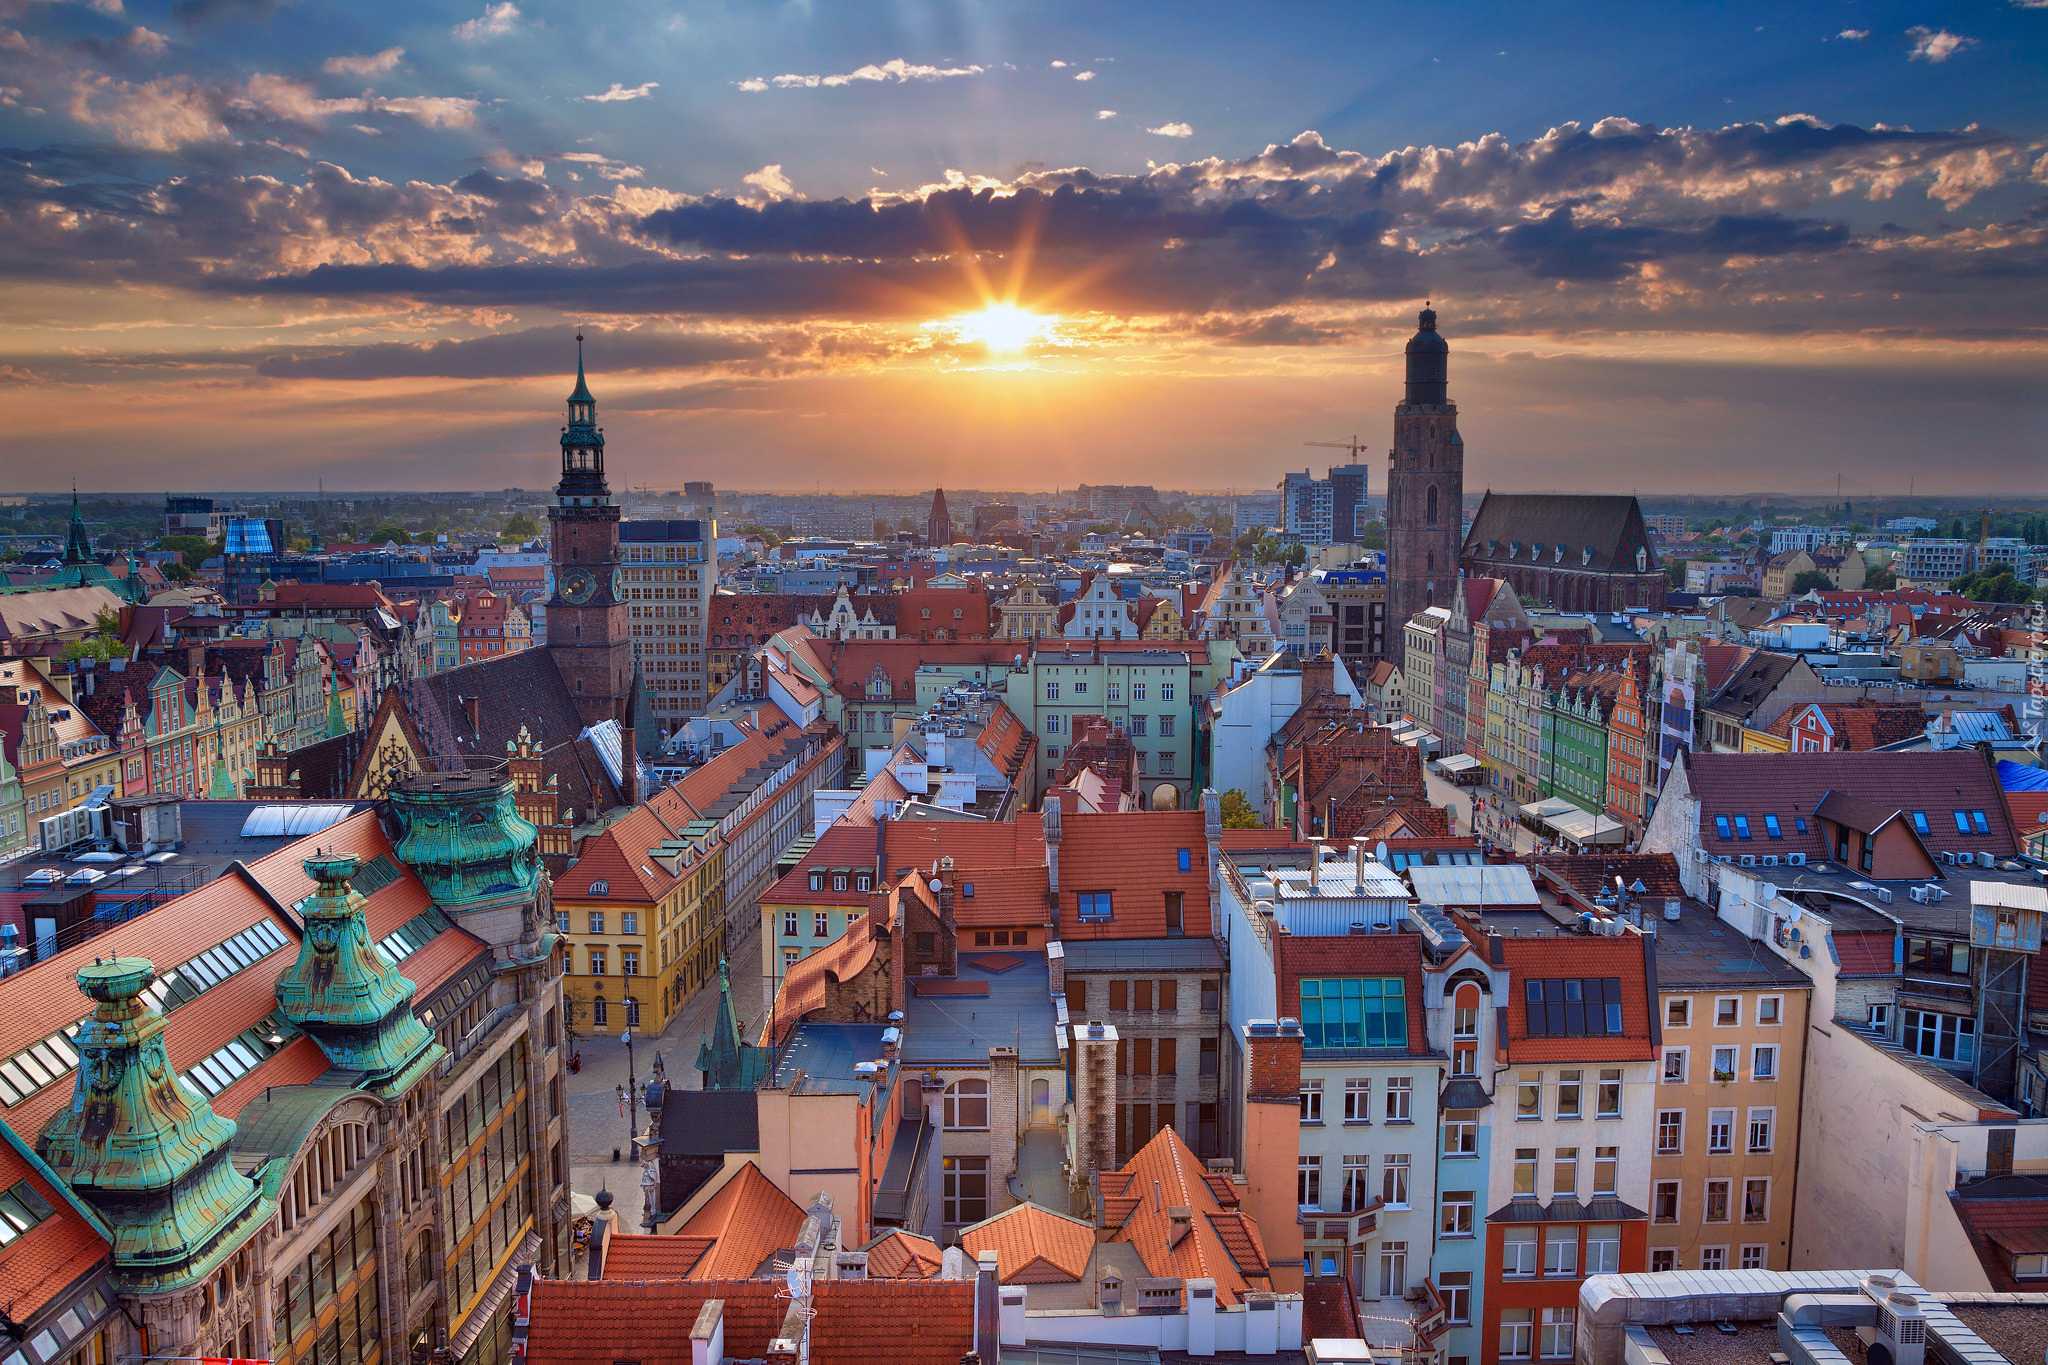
[927,488,954,548]
[547,338,634,725]
[1384,305,1464,667]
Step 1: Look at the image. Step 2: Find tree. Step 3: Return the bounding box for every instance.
[57,608,123,664]
[155,534,213,571]
[369,526,411,545]
[1949,569,2030,604]
[1790,569,1834,594]
[1664,560,1689,588]
[1218,789,1263,829]
[1950,518,1969,540]
[1865,565,1897,590]
[500,513,538,542]
[1352,520,1387,551]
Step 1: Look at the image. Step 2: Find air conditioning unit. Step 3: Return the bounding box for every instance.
[1977,851,1995,868]
[1941,851,1957,865]
[1787,853,1807,866]
[1925,885,1947,902]
[1762,855,1779,867]
[1740,854,1757,867]
[1719,855,1733,864]
[1910,886,1929,904]
[1694,849,1711,864]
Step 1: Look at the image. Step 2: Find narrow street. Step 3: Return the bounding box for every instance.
[1422,764,1543,857]
[560,910,767,1232]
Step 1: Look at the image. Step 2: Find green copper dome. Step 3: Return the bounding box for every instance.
[38,958,264,1293]
[389,771,541,915]
[274,854,443,1097]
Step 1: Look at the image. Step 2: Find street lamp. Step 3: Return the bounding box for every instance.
[621,1029,638,1155]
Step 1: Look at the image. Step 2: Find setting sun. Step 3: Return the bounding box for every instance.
[955,304,1048,352]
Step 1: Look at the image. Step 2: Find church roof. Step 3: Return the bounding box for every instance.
[415,649,624,814]
[1461,492,1659,575]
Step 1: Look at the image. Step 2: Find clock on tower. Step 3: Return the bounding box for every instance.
[546,337,633,726]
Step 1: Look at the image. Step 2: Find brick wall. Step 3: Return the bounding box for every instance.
[988,1046,1019,1213]
[1244,1022,1303,1103]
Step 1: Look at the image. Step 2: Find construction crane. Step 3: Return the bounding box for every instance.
[1305,437,1371,460]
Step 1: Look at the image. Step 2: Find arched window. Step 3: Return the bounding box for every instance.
[1426,484,1439,528]
[944,1078,990,1130]
[593,996,608,1026]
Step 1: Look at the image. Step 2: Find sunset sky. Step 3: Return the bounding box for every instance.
[2,0,2043,495]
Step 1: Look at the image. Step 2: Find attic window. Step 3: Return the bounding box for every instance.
[1763,815,1782,839]
[856,870,873,892]
[1177,848,1192,873]
[588,880,609,896]
[0,1181,56,1244]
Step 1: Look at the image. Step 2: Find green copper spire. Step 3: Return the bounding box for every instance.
[38,958,264,1293]
[568,331,594,406]
[275,853,443,1097]
[207,716,235,799]
[696,958,771,1091]
[325,668,347,737]
[63,485,94,570]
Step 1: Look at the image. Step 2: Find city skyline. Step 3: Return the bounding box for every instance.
[0,1,2043,493]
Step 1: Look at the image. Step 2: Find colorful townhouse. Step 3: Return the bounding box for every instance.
[1480,929,1657,1365]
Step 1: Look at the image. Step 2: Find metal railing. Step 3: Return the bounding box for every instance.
[439,1001,522,1076]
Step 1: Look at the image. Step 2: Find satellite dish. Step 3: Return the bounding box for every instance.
[929,877,944,893]
[1375,842,1390,865]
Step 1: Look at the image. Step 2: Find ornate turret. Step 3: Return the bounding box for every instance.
[388,771,543,949]
[38,958,263,1292]
[559,333,607,493]
[1403,304,1449,407]
[274,853,442,1096]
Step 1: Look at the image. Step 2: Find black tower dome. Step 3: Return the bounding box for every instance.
[1403,304,1448,406]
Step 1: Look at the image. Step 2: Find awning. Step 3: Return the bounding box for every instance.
[1520,797,1580,820]
[1545,808,1628,846]
[1434,754,1481,773]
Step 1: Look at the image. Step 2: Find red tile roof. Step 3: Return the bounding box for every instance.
[959,1202,1095,1282]
[861,1228,944,1279]
[761,823,883,909]
[0,1135,109,1322]
[883,820,1049,928]
[766,885,896,1046]
[1302,1274,1366,1342]
[1766,701,1931,751]
[1055,811,1211,939]
[1683,750,2020,862]
[809,1280,976,1365]
[677,1162,810,1279]
[1498,933,1655,1063]
[556,804,685,903]
[598,1233,713,1279]
[0,809,485,1138]
[525,1276,976,1365]
[1834,932,1900,979]
[1097,1126,1270,1305]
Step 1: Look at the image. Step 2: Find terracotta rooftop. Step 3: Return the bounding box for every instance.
[0,1132,109,1323]
[1056,810,1212,939]
[958,1201,1095,1283]
[860,1228,944,1279]
[676,1161,811,1280]
[598,1232,713,1279]
[524,1276,977,1365]
[1097,1126,1271,1306]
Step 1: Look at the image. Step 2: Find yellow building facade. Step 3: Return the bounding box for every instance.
[1649,964,1812,1272]
[554,805,725,1039]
